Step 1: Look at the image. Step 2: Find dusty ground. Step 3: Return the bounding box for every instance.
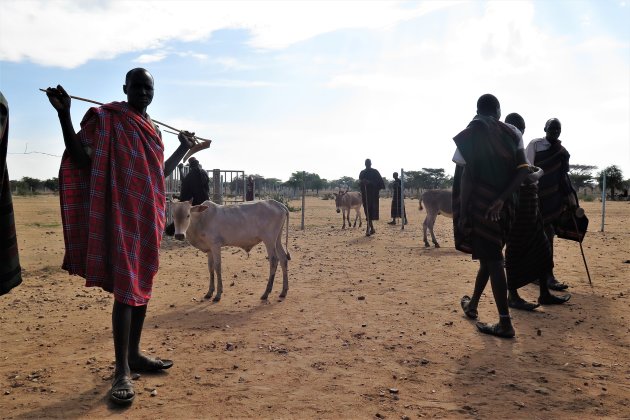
[1,194,629,419]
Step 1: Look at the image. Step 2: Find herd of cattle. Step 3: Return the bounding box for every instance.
[169,189,452,302]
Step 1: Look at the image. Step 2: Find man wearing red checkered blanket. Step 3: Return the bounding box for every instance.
[46,68,195,406]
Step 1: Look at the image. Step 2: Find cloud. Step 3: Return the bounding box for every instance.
[134,52,169,64]
[0,0,457,68]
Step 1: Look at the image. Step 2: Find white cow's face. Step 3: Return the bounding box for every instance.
[172,200,193,240]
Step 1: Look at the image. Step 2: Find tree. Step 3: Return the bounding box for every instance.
[43,177,59,192]
[420,168,453,189]
[568,165,596,190]
[598,165,624,199]
[21,177,42,193]
[330,176,358,191]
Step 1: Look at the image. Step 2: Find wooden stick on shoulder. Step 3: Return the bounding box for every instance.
[39,88,212,144]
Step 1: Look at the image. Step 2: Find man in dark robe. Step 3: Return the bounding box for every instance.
[359,159,385,236]
[246,175,255,201]
[525,119,574,291]
[388,172,407,225]
[46,69,195,405]
[179,157,210,205]
[501,113,570,310]
[453,94,530,338]
[0,91,22,296]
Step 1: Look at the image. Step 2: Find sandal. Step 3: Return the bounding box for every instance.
[460,295,478,319]
[475,322,515,339]
[129,357,174,373]
[110,375,135,405]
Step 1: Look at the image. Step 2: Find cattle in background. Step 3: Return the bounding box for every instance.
[418,189,453,248]
[171,199,290,302]
[333,190,362,229]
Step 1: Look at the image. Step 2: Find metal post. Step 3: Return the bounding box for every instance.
[301,171,306,230]
[212,169,221,204]
[601,172,606,232]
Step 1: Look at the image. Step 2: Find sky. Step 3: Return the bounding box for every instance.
[1,0,629,183]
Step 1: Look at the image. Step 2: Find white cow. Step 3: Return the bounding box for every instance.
[418,189,453,248]
[171,199,290,302]
[333,190,362,229]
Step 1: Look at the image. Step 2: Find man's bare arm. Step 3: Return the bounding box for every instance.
[164,131,195,178]
[46,85,90,168]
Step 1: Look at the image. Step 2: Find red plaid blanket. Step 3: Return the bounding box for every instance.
[59,102,165,306]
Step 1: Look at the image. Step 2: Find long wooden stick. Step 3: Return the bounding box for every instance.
[39,88,212,143]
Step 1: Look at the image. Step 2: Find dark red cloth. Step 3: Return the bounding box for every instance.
[59,102,165,306]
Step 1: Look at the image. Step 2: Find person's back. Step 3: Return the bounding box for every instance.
[180,158,209,205]
[453,94,530,339]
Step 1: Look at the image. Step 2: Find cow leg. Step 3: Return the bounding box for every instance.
[211,246,223,302]
[422,216,431,247]
[261,242,279,300]
[356,208,362,227]
[341,210,347,229]
[204,252,215,300]
[275,236,289,298]
[346,210,351,228]
[428,215,440,248]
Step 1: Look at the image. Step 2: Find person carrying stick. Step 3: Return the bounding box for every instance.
[46,68,195,405]
[359,159,385,237]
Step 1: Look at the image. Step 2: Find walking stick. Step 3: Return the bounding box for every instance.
[39,88,211,161]
[362,182,371,236]
[572,209,593,286]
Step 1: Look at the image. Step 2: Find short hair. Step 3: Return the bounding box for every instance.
[544,118,561,130]
[476,94,500,116]
[505,113,525,132]
[125,68,153,85]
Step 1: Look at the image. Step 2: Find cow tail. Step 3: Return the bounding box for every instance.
[285,207,291,261]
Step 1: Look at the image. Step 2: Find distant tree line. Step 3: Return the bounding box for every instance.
[10,164,629,200]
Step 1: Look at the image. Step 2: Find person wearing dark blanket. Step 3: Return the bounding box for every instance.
[0,91,22,296]
[525,118,574,291]
[504,113,570,310]
[46,69,195,406]
[388,172,407,225]
[179,157,210,205]
[359,159,385,236]
[452,94,530,338]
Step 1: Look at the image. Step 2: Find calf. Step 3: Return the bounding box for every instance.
[333,190,362,229]
[171,199,290,302]
[418,189,453,248]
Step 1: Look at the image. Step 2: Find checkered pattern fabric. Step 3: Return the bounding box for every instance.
[59,102,165,306]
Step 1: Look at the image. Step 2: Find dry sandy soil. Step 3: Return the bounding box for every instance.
[1,194,629,419]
